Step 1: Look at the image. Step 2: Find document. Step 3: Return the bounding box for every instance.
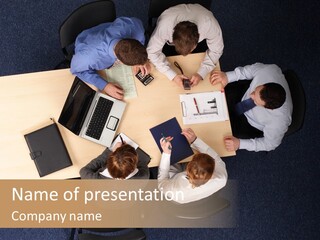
[180,91,229,124]
[105,64,137,99]
[109,133,139,150]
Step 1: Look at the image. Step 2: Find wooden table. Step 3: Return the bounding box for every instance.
[0,53,235,179]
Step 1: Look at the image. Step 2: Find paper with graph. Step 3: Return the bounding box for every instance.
[180,91,229,124]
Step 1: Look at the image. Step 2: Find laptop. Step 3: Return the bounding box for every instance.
[58,77,126,147]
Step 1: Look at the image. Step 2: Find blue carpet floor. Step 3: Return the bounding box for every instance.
[0,0,319,239]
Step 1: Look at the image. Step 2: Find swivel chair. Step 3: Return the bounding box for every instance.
[55,0,116,69]
[283,70,306,136]
[69,228,146,240]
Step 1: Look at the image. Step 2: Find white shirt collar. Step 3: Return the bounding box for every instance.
[100,168,138,179]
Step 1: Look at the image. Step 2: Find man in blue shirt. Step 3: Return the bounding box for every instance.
[71,17,150,99]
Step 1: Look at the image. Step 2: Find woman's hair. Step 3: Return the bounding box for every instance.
[186,153,215,188]
[173,21,199,56]
[114,38,148,66]
[107,144,138,179]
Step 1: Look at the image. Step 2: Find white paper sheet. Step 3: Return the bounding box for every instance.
[179,91,229,124]
[105,64,137,99]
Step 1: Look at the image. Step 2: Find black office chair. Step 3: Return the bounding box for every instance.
[69,228,146,240]
[55,0,116,69]
[146,0,212,39]
[283,70,306,136]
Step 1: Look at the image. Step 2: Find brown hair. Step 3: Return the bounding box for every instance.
[186,153,215,188]
[173,21,199,56]
[107,144,138,179]
[114,39,148,66]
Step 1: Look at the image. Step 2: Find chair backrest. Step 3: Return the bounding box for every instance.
[147,0,212,36]
[59,0,116,61]
[283,70,306,136]
[75,228,146,240]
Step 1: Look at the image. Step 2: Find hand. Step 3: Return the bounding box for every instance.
[133,62,151,76]
[113,142,124,152]
[181,128,197,144]
[190,73,203,87]
[172,74,188,88]
[160,136,173,154]
[103,83,124,100]
[210,71,228,90]
[224,136,240,151]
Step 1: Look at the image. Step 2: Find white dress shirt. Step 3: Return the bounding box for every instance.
[226,63,293,151]
[147,4,224,80]
[158,138,227,204]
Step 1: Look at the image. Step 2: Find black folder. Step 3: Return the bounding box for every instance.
[24,122,72,177]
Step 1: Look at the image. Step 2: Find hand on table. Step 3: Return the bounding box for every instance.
[210,71,228,90]
[133,62,151,76]
[224,136,240,152]
[172,74,189,88]
[190,73,203,87]
[103,83,124,100]
[181,128,197,144]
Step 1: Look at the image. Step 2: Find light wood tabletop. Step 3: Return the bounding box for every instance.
[0,52,235,179]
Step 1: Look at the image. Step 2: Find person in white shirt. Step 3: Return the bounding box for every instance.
[210,63,293,152]
[147,4,224,89]
[157,128,227,204]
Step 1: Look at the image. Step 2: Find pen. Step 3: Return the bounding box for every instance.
[161,133,172,150]
[193,97,200,114]
[119,135,124,144]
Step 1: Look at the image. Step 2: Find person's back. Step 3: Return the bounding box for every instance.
[70,17,148,99]
[80,143,150,179]
[157,128,227,204]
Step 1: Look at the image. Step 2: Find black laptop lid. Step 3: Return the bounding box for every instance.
[58,77,95,135]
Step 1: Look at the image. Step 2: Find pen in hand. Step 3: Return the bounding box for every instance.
[161,133,172,150]
[119,135,124,144]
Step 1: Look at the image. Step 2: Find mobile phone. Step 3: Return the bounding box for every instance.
[183,79,191,90]
[135,71,154,86]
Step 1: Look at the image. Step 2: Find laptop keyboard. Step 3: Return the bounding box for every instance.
[85,97,114,140]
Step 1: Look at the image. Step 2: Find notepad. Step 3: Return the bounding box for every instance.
[24,121,72,177]
[149,117,194,164]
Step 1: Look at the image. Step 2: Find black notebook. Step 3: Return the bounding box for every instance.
[149,117,194,164]
[24,122,72,177]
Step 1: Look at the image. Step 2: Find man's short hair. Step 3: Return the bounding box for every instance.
[173,21,199,56]
[260,82,286,109]
[186,153,215,188]
[114,39,148,66]
[107,144,138,179]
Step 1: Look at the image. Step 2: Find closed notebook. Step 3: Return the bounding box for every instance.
[24,123,72,177]
[149,117,194,164]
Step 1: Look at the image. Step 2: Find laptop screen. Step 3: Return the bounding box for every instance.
[58,77,95,135]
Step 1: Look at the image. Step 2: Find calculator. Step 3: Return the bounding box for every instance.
[135,71,154,86]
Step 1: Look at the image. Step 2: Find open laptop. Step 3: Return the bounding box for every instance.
[58,77,126,147]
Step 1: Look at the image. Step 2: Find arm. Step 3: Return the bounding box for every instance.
[70,50,108,91]
[197,17,224,79]
[225,63,264,84]
[147,25,177,80]
[239,122,288,152]
[79,148,111,179]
